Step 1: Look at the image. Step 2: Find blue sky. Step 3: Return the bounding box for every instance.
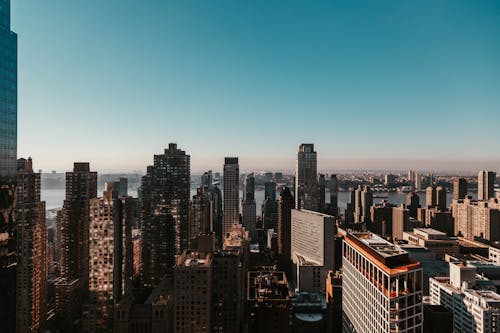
[12,0,500,172]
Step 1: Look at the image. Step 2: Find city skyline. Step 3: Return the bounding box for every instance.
[11,1,500,172]
[4,0,500,331]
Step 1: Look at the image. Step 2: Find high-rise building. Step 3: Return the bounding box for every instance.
[140,144,190,287]
[436,186,447,211]
[262,196,278,231]
[406,192,420,219]
[0,0,17,177]
[453,177,468,200]
[16,158,47,333]
[295,144,319,211]
[369,201,395,238]
[247,270,292,333]
[188,186,211,246]
[242,173,256,234]
[345,188,356,224]
[0,174,17,332]
[60,162,97,290]
[430,261,500,333]
[291,209,336,292]
[319,174,326,212]
[114,177,128,197]
[343,232,423,332]
[354,185,373,223]
[223,157,239,236]
[408,170,416,185]
[277,187,294,260]
[392,205,410,240]
[212,250,244,333]
[415,173,422,190]
[329,174,338,216]
[455,197,500,241]
[173,251,212,333]
[85,183,134,331]
[265,181,277,201]
[201,170,213,189]
[478,171,496,201]
[206,181,223,247]
[425,186,437,209]
[0,2,17,328]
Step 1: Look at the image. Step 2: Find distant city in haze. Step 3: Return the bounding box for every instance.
[3,1,500,333]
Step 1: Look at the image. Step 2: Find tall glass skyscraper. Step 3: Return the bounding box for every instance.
[0,0,17,177]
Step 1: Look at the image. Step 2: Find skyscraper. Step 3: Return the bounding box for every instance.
[453,177,468,201]
[354,185,373,223]
[478,171,496,201]
[436,186,447,211]
[0,4,18,327]
[406,192,420,219]
[330,174,338,216]
[343,232,423,332]
[206,180,223,247]
[174,251,212,333]
[295,144,319,211]
[188,186,211,246]
[223,157,239,236]
[392,205,410,240]
[60,162,97,288]
[319,174,326,212]
[16,158,47,333]
[86,183,134,331]
[201,170,213,189]
[291,209,336,292]
[425,186,437,208]
[277,187,294,260]
[264,181,277,201]
[140,144,190,287]
[242,173,256,234]
[212,250,244,333]
[0,0,17,177]
[114,177,128,197]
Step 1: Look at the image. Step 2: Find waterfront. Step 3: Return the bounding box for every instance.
[42,186,475,214]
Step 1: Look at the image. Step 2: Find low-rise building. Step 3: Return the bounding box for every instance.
[403,228,459,260]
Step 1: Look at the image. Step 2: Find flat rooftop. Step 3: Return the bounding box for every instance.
[248,271,291,301]
[414,228,446,236]
[293,209,335,219]
[466,290,500,304]
[177,251,211,267]
[346,232,420,272]
[355,232,407,258]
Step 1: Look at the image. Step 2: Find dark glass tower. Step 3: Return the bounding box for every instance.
[0,0,17,177]
[0,2,17,330]
[140,144,190,287]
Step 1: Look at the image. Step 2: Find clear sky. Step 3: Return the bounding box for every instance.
[12,0,500,173]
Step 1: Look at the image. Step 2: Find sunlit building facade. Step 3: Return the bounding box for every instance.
[343,232,423,332]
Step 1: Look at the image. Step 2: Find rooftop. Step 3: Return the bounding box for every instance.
[467,290,500,302]
[176,251,211,267]
[355,232,407,258]
[346,232,420,273]
[248,271,291,301]
[293,208,335,219]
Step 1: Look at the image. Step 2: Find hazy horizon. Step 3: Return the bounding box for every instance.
[34,152,500,175]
